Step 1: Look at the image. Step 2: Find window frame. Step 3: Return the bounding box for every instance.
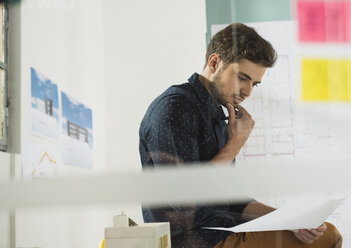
[0,3,8,151]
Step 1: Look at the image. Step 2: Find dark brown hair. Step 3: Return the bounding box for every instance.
[205,23,277,68]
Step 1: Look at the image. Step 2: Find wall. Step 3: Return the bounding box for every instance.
[19,0,106,177]
[104,0,207,224]
[10,0,108,247]
[6,0,208,246]
[0,152,12,248]
[104,0,207,173]
[205,0,291,43]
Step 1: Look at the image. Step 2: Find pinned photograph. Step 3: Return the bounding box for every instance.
[31,67,59,140]
[61,91,93,168]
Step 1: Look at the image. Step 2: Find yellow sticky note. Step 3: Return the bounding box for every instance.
[301,58,351,101]
[327,60,348,101]
[346,60,351,100]
[301,59,329,101]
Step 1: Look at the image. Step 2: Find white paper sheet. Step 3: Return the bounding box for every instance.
[203,198,344,233]
[22,139,61,179]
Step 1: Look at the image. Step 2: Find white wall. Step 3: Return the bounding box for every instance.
[104,0,207,174]
[104,0,207,224]
[14,0,108,247]
[7,0,207,246]
[8,0,206,248]
[0,152,12,248]
[20,0,106,177]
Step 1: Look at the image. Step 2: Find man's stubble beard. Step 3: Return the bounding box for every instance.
[209,71,226,106]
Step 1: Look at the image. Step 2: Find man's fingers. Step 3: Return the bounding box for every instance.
[310,228,324,237]
[294,232,314,244]
[293,226,327,245]
[225,103,236,122]
[310,223,327,236]
[317,223,327,232]
[235,105,248,116]
[298,229,319,241]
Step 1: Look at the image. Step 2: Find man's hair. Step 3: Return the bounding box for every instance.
[205,23,277,68]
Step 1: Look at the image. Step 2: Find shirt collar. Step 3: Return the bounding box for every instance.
[188,73,226,121]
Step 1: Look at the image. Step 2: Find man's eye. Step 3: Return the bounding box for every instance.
[253,83,259,87]
[238,76,247,81]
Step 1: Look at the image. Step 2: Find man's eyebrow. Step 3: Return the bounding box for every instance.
[239,71,261,84]
[238,72,252,80]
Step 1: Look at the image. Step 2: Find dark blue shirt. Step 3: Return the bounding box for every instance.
[139,73,252,248]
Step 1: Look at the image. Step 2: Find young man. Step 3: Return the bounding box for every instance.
[139,23,342,248]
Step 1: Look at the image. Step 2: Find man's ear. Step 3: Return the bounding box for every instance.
[207,54,221,73]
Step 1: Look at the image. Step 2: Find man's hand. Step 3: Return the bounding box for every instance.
[211,103,255,162]
[225,103,255,148]
[293,223,327,244]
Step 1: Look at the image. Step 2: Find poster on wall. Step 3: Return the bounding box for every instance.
[22,139,60,179]
[61,91,93,168]
[31,67,59,140]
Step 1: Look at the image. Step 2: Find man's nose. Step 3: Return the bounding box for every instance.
[240,83,253,98]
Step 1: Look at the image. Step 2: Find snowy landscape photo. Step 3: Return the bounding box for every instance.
[61,91,93,168]
[31,67,59,140]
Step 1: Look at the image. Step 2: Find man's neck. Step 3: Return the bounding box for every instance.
[198,73,211,94]
[198,72,221,106]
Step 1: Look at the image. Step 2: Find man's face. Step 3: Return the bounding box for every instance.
[208,58,266,106]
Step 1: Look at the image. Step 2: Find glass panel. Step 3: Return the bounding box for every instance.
[5,0,349,247]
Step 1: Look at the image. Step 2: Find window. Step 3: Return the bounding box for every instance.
[0,2,8,151]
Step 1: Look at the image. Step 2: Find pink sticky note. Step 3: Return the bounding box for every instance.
[297,0,351,43]
[297,1,327,42]
[325,1,351,42]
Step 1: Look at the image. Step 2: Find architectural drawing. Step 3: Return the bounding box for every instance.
[32,151,59,178]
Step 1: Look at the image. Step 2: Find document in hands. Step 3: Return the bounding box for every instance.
[204,198,344,233]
